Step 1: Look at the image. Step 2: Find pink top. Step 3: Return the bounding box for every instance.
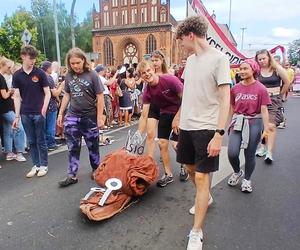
[231,80,271,116]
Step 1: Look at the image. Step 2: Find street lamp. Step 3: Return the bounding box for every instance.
[240,27,247,50]
[228,0,232,30]
[53,0,61,65]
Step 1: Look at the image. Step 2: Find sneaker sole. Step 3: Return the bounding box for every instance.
[179,174,190,182]
[241,188,252,193]
[156,179,174,187]
[265,158,273,164]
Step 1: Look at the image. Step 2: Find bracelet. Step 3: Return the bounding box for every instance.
[15,116,20,118]
[58,114,63,117]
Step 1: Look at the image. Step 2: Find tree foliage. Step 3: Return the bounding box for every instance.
[0,7,39,62]
[0,0,93,65]
[288,39,300,65]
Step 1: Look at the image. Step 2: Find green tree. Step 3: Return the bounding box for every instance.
[0,7,39,62]
[75,10,93,52]
[288,39,300,65]
[31,0,55,60]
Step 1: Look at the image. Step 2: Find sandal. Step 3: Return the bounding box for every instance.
[228,170,244,186]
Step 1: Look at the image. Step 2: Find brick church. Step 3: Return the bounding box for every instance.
[92,0,186,67]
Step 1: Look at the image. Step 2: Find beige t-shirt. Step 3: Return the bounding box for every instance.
[179,48,231,131]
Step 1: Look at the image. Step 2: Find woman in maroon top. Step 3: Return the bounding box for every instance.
[227,59,271,193]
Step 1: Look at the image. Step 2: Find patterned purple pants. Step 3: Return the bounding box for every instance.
[64,115,100,177]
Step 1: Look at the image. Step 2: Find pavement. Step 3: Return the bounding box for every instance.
[0,96,299,250]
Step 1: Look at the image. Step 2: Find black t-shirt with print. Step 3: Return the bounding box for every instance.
[64,70,104,117]
[0,74,14,114]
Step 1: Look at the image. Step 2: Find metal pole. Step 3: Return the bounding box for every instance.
[240,27,247,50]
[40,22,46,57]
[53,0,61,65]
[228,0,232,30]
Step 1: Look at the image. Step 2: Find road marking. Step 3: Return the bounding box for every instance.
[48,121,138,156]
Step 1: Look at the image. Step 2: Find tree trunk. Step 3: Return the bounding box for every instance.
[70,0,76,48]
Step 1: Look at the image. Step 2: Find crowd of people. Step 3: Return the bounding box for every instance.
[0,15,299,250]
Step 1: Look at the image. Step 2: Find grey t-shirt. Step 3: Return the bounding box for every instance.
[65,70,104,117]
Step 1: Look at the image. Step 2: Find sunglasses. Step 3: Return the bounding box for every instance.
[151,50,164,59]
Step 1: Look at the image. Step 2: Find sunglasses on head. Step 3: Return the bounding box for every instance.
[151,50,164,58]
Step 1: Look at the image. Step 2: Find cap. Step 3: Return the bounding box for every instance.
[41,61,52,72]
[95,64,105,73]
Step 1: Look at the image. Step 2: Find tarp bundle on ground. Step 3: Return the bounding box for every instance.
[80,149,159,221]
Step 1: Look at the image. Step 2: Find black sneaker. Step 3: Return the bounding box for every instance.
[58,177,78,187]
[156,174,174,187]
[179,165,189,182]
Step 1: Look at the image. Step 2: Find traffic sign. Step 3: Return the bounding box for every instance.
[21,29,32,45]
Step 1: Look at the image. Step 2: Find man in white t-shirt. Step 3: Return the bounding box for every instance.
[173,16,231,250]
[95,65,112,127]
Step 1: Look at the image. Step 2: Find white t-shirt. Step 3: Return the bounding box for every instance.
[180,48,231,131]
[99,75,110,95]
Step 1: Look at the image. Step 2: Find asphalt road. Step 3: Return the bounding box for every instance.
[0,96,299,250]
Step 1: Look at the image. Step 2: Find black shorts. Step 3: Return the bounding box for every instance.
[157,113,176,140]
[148,103,160,120]
[176,129,219,173]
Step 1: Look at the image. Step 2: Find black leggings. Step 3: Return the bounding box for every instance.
[228,118,263,180]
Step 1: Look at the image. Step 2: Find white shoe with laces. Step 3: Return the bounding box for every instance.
[37,166,48,177]
[189,194,214,215]
[264,151,274,164]
[15,153,26,162]
[187,230,203,250]
[241,179,253,193]
[26,166,39,178]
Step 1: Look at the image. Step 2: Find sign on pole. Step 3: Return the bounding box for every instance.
[21,29,32,45]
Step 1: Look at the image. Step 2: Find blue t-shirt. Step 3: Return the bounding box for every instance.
[13,67,49,115]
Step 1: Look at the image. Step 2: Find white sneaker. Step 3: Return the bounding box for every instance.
[227,169,244,186]
[189,194,214,215]
[37,166,48,177]
[6,152,16,161]
[187,230,203,250]
[241,179,253,193]
[26,166,39,178]
[264,151,274,164]
[255,146,267,157]
[15,153,26,162]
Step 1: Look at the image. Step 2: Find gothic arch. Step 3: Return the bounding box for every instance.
[146,34,157,54]
[103,37,114,66]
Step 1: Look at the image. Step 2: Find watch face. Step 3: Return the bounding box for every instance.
[152,0,157,4]
[216,129,225,135]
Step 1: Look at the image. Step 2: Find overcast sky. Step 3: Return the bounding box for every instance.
[1,0,299,52]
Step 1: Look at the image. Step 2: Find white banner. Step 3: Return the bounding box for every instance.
[187,0,246,64]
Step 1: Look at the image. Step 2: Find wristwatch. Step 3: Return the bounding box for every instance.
[215,129,225,136]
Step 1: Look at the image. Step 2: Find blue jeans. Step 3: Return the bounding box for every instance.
[46,111,57,148]
[2,111,25,153]
[21,114,48,167]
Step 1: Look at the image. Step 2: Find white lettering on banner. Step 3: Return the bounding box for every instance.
[235,93,257,102]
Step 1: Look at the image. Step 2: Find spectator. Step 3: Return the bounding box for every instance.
[41,61,64,151]
[0,57,26,162]
[12,45,51,177]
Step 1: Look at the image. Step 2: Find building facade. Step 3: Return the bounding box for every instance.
[92,0,185,67]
